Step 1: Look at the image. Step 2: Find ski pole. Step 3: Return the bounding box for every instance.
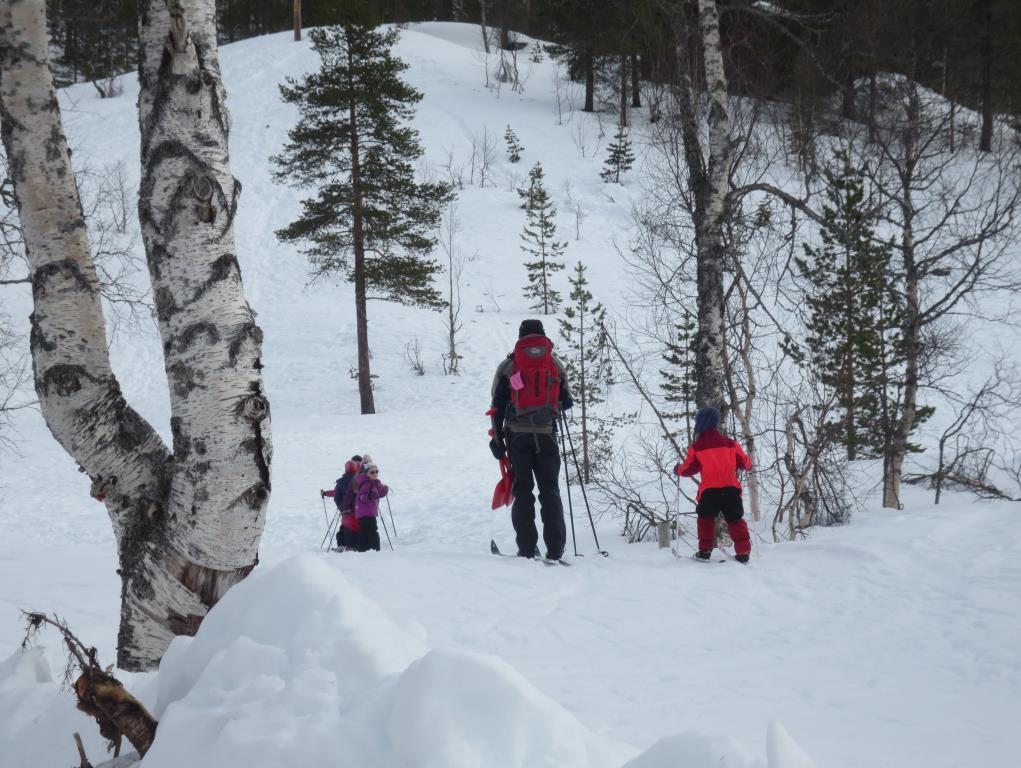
[379,510,394,551]
[320,505,340,550]
[673,474,681,541]
[562,415,608,556]
[558,416,579,556]
[319,494,331,549]
[385,496,397,538]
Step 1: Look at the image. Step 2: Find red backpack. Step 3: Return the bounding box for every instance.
[510,335,562,426]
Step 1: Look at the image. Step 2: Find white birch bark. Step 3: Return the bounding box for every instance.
[694,0,731,412]
[883,132,918,509]
[0,0,271,670]
[672,0,731,412]
[133,0,271,662]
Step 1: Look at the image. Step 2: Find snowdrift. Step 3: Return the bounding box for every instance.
[3,555,815,767]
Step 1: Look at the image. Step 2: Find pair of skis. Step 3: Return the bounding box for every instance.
[491,539,744,566]
[490,539,572,567]
[670,544,743,563]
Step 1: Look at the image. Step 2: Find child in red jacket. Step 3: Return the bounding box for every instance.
[674,406,753,562]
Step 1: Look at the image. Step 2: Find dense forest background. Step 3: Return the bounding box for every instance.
[45,0,1021,153]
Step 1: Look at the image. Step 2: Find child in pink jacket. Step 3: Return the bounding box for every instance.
[355,463,389,552]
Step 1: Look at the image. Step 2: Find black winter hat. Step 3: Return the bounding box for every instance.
[519,319,545,338]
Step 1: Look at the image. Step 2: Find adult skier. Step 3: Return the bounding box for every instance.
[674,406,753,562]
[489,319,574,560]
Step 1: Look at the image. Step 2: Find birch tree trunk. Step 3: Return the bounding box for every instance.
[694,0,730,412]
[883,175,918,510]
[672,0,731,413]
[725,273,760,521]
[135,0,271,663]
[0,0,271,671]
[879,92,920,510]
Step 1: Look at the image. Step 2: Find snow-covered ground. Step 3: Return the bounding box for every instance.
[1,22,1019,768]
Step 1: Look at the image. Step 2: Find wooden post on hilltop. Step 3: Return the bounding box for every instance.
[294,0,302,41]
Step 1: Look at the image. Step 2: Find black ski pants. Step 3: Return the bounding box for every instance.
[508,431,566,559]
[357,517,380,552]
[695,487,751,556]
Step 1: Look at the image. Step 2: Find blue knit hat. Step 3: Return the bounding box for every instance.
[693,406,721,434]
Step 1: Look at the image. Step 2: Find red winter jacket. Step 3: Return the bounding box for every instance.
[674,428,752,501]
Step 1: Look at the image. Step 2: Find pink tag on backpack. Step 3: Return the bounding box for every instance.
[510,371,524,390]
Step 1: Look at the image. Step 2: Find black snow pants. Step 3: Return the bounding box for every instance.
[357,517,380,552]
[508,431,567,559]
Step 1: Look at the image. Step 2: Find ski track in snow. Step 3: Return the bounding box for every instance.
[2,22,1020,768]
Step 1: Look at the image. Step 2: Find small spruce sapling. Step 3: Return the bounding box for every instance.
[519,162,565,314]
[600,124,635,184]
[504,125,523,163]
[559,262,615,483]
[660,310,698,441]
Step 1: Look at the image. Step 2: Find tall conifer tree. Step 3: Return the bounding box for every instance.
[273,21,451,414]
[794,149,906,460]
[519,162,565,314]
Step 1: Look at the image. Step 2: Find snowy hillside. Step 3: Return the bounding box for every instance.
[1,23,1020,768]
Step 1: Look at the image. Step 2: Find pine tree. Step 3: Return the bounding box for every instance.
[599,124,635,183]
[660,309,698,441]
[794,149,907,460]
[504,125,523,163]
[559,262,614,483]
[272,22,452,414]
[519,162,565,314]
